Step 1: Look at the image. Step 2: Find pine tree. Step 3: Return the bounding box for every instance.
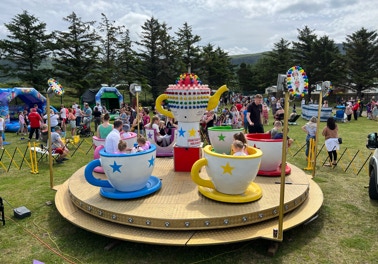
[52,12,101,96]
[343,27,378,98]
[98,13,124,86]
[116,28,142,104]
[0,11,52,89]
[137,17,164,101]
[311,35,343,88]
[175,22,201,72]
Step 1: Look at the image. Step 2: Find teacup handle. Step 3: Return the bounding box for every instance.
[191,158,215,189]
[84,159,112,188]
[155,94,174,119]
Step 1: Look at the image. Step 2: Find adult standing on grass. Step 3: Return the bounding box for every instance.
[23,110,29,135]
[97,113,113,139]
[60,104,67,132]
[352,101,360,120]
[345,102,353,122]
[322,117,339,166]
[301,116,317,158]
[28,108,43,141]
[92,106,102,132]
[246,94,264,133]
[83,103,92,130]
[75,105,82,126]
[44,111,59,131]
[67,108,76,137]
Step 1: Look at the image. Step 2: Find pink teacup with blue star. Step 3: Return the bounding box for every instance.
[85,144,156,192]
[191,145,262,195]
[208,126,244,154]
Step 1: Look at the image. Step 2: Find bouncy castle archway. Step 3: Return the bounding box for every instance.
[0,88,47,132]
[95,87,123,112]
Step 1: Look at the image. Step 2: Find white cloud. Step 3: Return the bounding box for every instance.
[0,0,377,55]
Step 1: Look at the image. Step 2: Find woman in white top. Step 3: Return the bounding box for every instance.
[150,116,171,147]
[44,111,59,131]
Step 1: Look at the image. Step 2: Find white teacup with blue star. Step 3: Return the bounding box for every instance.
[85,144,156,192]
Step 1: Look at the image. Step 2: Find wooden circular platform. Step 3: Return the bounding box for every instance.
[55,158,323,246]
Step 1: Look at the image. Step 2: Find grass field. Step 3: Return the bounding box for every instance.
[1,107,378,264]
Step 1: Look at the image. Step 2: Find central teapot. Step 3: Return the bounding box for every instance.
[155,73,228,123]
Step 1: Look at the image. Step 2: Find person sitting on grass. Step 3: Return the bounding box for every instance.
[51,126,69,163]
[40,124,49,146]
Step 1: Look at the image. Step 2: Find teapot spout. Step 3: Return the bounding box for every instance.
[207,85,228,111]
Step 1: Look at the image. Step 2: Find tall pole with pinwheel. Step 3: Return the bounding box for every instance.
[47,78,64,189]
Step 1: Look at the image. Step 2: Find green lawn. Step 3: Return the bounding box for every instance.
[1,107,378,264]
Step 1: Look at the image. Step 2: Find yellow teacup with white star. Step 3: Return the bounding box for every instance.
[208,126,244,154]
[191,145,262,195]
[85,144,157,192]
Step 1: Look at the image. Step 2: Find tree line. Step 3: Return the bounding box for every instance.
[0,11,377,102]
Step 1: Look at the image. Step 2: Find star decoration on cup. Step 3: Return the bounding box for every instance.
[218,133,226,141]
[221,162,234,175]
[110,161,122,173]
[147,131,154,140]
[148,156,155,167]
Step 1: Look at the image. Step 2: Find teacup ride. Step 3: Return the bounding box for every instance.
[207,126,244,155]
[55,71,323,246]
[85,144,161,199]
[145,128,177,157]
[92,132,138,173]
[191,145,263,203]
[246,133,291,176]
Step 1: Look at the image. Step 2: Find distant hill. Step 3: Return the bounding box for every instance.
[230,53,264,65]
[230,43,344,65]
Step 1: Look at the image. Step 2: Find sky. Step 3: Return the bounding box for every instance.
[0,0,377,55]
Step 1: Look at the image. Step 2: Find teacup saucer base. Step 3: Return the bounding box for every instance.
[257,164,291,177]
[100,176,161,200]
[198,182,262,203]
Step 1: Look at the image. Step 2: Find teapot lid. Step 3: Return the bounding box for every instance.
[176,73,202,86]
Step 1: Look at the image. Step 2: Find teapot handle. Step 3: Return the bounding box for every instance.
[155,94,174,118]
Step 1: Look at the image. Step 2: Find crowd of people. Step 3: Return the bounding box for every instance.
[202,93,343,166]
[6,91,345,165]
